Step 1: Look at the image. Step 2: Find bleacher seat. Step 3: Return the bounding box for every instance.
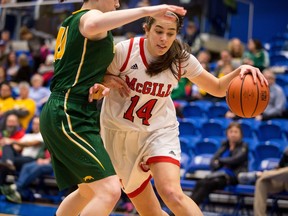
[178,118,201,144]
[206,103,229,118]
[181,152,191,169]
[184,153,213,174]
[193,138,219,155]
[259,158,280,171]
[256,121,287,142]
[200,119,225,142]
[252,141,282,171]
[210,117,232,129]
[276,74,288,88]
[180,137,194,157]
[182,103,207,118]
[193,100,213,112]
[238,121,258,150]
[239,121,257,140]
[270,54,288,66]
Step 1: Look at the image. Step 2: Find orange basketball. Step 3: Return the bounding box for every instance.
[226,74,270,118]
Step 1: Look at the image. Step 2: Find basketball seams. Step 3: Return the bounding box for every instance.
[226,78,236,113]
[240,75,245,118]
[226,81,232,111]
[251,77,260,117]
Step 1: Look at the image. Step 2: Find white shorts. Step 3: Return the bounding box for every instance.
[101,123,181,198]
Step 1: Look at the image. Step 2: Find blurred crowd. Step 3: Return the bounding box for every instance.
[0,0,287,214]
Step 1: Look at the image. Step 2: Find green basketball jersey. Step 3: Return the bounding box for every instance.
[51,9,115,96]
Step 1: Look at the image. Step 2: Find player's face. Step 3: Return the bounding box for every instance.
[146,19,178,57]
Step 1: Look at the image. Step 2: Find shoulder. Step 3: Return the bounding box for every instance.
[116,37,141,49]
[181,53,203,78]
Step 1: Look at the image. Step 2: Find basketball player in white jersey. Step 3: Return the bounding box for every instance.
[90,12,268,216]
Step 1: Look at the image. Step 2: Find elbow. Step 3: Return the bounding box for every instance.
[82,22,98,37]
[82,19,106,37]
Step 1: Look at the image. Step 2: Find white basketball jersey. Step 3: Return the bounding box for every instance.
[101,37,203,132]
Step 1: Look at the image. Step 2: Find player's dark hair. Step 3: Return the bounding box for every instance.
[144,13,190,80]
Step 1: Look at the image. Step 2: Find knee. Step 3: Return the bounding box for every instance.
[157,184,185,205]
[104,181,122,203]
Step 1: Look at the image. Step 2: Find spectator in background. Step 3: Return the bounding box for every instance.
[29,74,50,116]
[1,30,13,54]
[194,50,216,101]
[11,53,32,86]
[5,51,19,82]
[0,114,25,188]
[228,37,245,68]
[0,113,25,159]
[0,115,42,165]
[0,149,53,203]
[0,40,8,67]
[196,50,211,71]
[19,26,44,73]
[238,147,288,216]
[243,38,270,71]
[191,122,248,206]
[0,116,42,170]
[0,66,6,83]
[181,21,202,56]
[214,50,235,78]
[37,54,54,86]
[137,0,150,7]
[171,78,190,101]
[0,82,15,121]
[11,81,36,130]
[0,116,44,203]
[255,68,286,121]
[171,77,191,118]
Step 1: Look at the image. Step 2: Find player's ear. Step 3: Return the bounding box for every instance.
[143,23,148,33]
[143,24,150,38]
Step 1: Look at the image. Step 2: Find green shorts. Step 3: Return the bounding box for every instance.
[40,91,116,190]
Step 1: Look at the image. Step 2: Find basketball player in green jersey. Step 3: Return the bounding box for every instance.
[39,0,186,215]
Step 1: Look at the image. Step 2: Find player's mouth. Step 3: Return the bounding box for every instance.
[157,44,167,50]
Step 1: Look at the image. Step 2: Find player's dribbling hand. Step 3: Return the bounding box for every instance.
[88,83,110,102]
[238,64,268,86]
[102,74,130,97]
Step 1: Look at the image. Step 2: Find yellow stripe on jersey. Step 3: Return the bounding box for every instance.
[72,38,88,87]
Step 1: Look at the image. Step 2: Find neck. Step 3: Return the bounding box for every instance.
[82,1,98,10]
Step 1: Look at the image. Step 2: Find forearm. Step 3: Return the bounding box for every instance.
[217,67,241,96]
[83,8,149,36]
[192,67,241,98]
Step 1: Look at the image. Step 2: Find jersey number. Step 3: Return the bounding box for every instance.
[123,95,157,126]
[54,26,68,60]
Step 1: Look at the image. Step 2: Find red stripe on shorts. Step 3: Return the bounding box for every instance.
[127,175,152,198]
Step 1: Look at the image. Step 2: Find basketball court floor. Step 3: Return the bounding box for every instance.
[0,197,222,216]
[0,196,138,216]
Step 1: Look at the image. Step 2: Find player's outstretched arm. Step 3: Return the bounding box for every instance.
[81,5,186,38]
[190,65,268,97]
